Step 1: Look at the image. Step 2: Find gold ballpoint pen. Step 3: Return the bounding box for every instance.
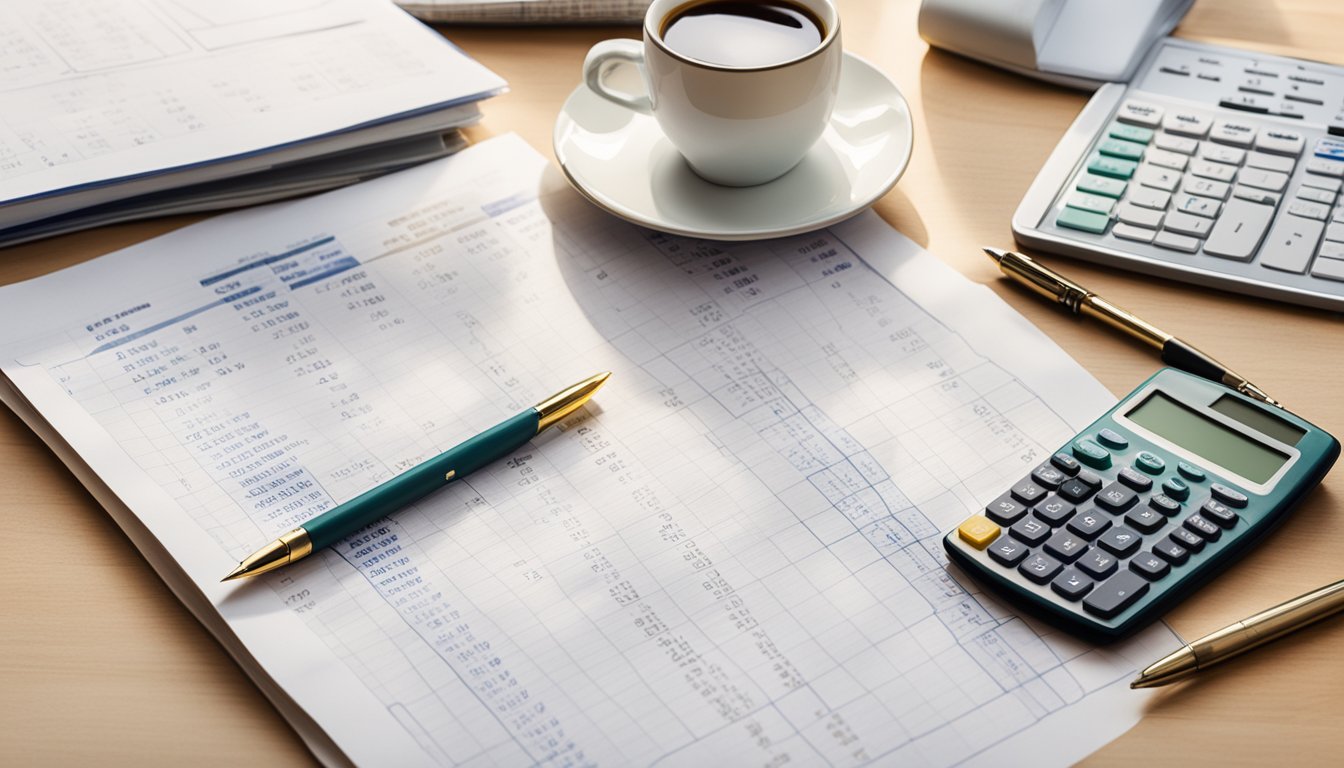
[984,248,1280,408]
[1131,577,1344,688]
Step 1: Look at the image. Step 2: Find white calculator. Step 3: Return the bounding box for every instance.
[1013,37,1344,311]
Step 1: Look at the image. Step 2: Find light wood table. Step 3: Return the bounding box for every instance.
[3,0,1342,764]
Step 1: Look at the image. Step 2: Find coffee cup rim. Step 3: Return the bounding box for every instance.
[645,0,840,73]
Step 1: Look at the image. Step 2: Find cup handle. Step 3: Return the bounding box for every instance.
[583,39,652,114]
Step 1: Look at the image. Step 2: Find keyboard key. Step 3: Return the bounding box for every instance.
[1088,153,1139,179]
[1110,123,1154,144]
[1239,168,1289,192]
[1164,212,1214,238]
[1161,477,1191,500]
[958,515,1001,549]
[1220,94,1270,114]
[1190,160,1238,182]
[1125,505,1166,534]
[1098,525,1142,558]
[1019,553,1063,584]
[1174,195,1221,218]
[1112,223,1156,243]
[1204,197,1275,260]
[1136,164,1182,191]
[1154,537,1190,565]
[985,492,1029,525]
[1094,482,1138,513]
[1099,137,1146,161]
[1050,453,1081,475]
[1163,110,1212,137]
[1154,231,1200,253]
[1034,497,1077,526]
[1066,192,1116,216]
[1232,185,1281,206]
[1051,567,1094,601]
[1071,438,1111,469]
[1184,177,1230,200]
[988,537,1030,567]
[1210,483,1249,508]
[1201,499,1239,528]
[1302,175,1343,193]
[1246,151,1296,173]
[1315,136,1344,160]
[1311,255,1344,281]
[1256,128,1306,156]
[1044,530,1089,563]
[1210,118,1257,147]
[1078,173,1128,198]
[1145,147,1189,171]
[1056,207,1110,234]
[1077,549,1119,579]
[1177,462,1207,482]
[1184,514,1222,541]
[1260,213,1325,273]
[1130,553,1172,581]
[1171,527,1206,553]
[1305,157,1344,178]
[1083,571,1150,619]
[1297,186,1337,205]
[1011,479,1049,506]
[1149,493,1183,515]
[1117,203,1164,228]
[1155,133,1198,154]
[1320,242,1344,258]
[1031,462,1068,489]
[1117,467,1153,492]
[1096,428,1128,449]
[1326,222,1344,242]
[1126,185,1172,210]
[1288,200,1331,220]
[1200,144,1246,165]
[1283,93,1323,105]
[1134,451,1166,474]
[1067,509,1113,540]
[1010,516,1052,546]
[1119,99,1164,127]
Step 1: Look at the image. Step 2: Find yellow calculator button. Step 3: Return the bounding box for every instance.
[957,515,1001,550]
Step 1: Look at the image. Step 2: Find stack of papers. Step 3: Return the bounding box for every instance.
[0,0,505,247]
[0,135,1178,766]
[398,0,649,25]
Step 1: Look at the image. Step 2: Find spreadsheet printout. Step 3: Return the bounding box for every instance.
[0,134,1179,767]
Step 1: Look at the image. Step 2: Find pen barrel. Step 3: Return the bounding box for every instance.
[1160,338,1230,384]
[1080,297,1170,349]
[305,409,541,550]
[1191,579,1344,668]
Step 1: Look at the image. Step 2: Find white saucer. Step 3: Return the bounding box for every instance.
[553,52,914,241]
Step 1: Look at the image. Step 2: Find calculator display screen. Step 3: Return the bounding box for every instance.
[1127,392,1289,484]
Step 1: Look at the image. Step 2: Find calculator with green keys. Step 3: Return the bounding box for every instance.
[944,367,1338,641]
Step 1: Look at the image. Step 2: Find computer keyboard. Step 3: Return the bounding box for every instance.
[1013,38,1344,311]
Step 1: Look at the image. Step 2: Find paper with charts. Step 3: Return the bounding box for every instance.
[0,134,1179,767]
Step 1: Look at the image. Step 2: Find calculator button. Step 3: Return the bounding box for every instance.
[1077,549,1119,580]
[985,493,1028,525]
[1210,483,1249,508]
[1170,527,1206,553]
[1098,525,1142,558]
[1184,514,1222,541]
[957,515,1001,549]
[1051,567,1095,601]
[1071,438,1112,469]
[1057,478,1097,504]
[1031,463,1068,489]
[1019,554,1063,584]
[1034,497,1077,526]
[988,538,1031,567]
[1010,480,1049,506]
[1109,122,1154,144]
[1044,531,1089,563]
[1010,517,1052,546]
[1161,477,1191,500]
[1154,538,1191,565]
[1134,451,1166,474]
[1117,467,1154,492]
[1149,494,1183,516]
[1130,553,1172,581]
[1177,461,1207,482]
[1095,482,1139,513]
[1200,499,1240,528]
[1096,428,1129,449]
[1076,470,1103,489]
[1050,453,1081,476]
[1083,571,1150,619]
[1067,509,1113,540]
[1125,505,1166,534]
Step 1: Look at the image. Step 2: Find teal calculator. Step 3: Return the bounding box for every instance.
[943,368,1339,641]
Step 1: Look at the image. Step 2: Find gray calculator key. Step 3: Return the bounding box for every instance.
[1210,483,1249,507]
[1067,509,1113,540]
[1098,525,1142,557]
[1034,497,1077,526]
[985,493,1028,525]
[1170,527,1206,553]
[1095,482,1139,512]
[1201,499,1239,528]
[1117,466,1153,492]
[1019,553,1063,584]
[1011,516,1052,546]
[1057,478,1097,504]
[1130,553,1172,581]
[1050,453,1081,475]
[1083,571,1151,619]
[1149,493,1183,515]
[1011,479,1049,505]
[1203,197,1274,260]
[1125,505,1166,534]
[1260,213,1325,273]
[1044,530,1089,563]
[1051,567,1095,601]
[1031,463,1068,489]
[988,538,1031,567]
[1154,538,1190,565]
[1077,549,1119,579]
[1183,514,1222,542]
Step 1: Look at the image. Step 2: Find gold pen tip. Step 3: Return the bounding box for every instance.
[221,564,248,582]
[983,247,1009,263]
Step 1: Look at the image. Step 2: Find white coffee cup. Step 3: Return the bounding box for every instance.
[582,0,842,187]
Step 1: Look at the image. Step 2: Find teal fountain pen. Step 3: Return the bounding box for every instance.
[222,371,611,581]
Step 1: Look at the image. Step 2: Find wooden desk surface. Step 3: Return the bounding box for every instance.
[3,0,1342,764]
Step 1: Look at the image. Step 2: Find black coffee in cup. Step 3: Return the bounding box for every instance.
[660,0,825,68]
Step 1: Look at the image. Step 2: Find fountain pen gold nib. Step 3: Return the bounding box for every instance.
[222,527,313,582]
